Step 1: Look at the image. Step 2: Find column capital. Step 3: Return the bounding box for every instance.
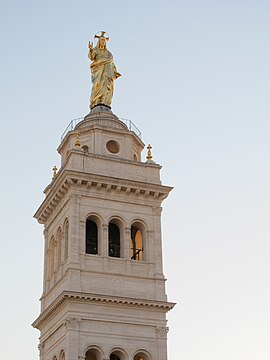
[152,206,162,215]
[64,316,81,330]
[69,192,81,203]
[155,325,168,337]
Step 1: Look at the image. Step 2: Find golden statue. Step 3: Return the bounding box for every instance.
[88,31,121,109]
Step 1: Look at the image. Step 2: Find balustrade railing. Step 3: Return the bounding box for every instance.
[60,116,141,143]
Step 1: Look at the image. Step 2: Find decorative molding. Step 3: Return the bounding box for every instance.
[32,291,176,329]
[34,171,172,224]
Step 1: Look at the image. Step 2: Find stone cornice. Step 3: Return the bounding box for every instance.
[34,169,173,224]
[32,291,176,329]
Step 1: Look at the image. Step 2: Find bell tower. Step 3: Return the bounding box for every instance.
[33,33,175,360]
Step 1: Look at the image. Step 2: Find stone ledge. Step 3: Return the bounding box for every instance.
[32,290,176,329]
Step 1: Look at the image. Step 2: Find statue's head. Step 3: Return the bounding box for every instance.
[95,31,109,50]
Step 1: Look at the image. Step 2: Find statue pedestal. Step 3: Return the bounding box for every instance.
[90,104,112,114]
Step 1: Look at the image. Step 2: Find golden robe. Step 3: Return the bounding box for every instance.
[89,47,121,109]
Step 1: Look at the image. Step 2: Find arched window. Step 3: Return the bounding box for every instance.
[85,347,102,360]
[64,220,69,261]
[86,220,98,254]
[110,355,120,360]
[109,349,126,360]
[82,145,89,153]
[108,222,120,258]
[130,225,143,261]
[59,350,65,360]
[86,353,97,360]
[134,351,151,360]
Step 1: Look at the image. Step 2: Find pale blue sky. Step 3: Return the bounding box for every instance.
[0,1,269,359]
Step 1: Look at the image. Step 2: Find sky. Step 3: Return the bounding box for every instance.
[0,0,269,359]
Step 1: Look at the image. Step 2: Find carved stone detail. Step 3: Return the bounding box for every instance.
[65,317,81,330]
[152,206,162,215]
[155,326,168,337]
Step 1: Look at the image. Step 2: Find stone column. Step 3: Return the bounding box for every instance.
[102,224,109,256]
[102,224,108,271]
[125,227,131,273]
[79,219,86,268]
[124,227,131,260]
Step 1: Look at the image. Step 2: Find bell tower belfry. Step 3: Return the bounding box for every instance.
[33,33,175,360]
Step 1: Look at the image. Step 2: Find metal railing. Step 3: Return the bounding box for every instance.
[119,118,142,138]
[61,117,84,142]
[130,248,143,261]
[60,116,141,143]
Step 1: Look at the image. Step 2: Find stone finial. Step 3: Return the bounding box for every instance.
[75,133,81,148]
[146,144,153,161]
[52,165,57,179]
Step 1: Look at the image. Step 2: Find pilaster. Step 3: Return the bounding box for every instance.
[65,317,81,360]
[155,326,169,360]
[102,224,108,257]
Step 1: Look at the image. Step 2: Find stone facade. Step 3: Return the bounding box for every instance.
[33,107,175,360]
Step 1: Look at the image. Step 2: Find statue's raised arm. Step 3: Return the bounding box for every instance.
[88,31,121,110]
